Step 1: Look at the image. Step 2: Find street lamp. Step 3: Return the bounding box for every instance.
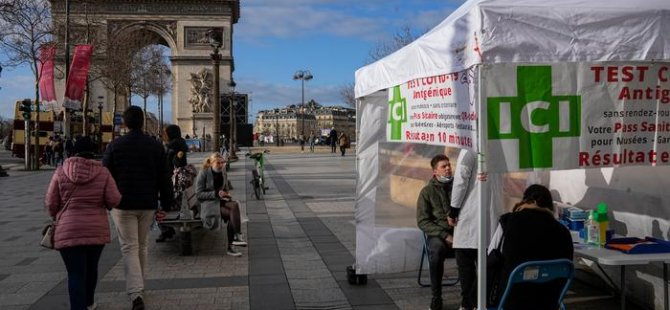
[227,79,238,160]
[275,109,280,146]
[97,96,104,153]
[293,70,313,139]
[208,28,223,152]
[192,108,196,138]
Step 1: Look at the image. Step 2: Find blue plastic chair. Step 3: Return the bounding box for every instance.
[417,233,459,287]
[492,258,574,310]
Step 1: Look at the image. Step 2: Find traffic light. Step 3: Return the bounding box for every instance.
[19,99,31,120]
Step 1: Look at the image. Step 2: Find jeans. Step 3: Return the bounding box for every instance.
[456,248,478,309]
[221,201,241,246]
[427,236,449,299]
[331,144,337,153]
[309,142,315,152]
[110,209,155,300]
[59,244,104,310]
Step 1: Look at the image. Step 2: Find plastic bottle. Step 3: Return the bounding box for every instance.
[595,202,609,246]
[586,210,600,245]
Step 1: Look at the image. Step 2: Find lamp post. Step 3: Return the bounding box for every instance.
[227,80,238,160]
[97,96,104,153]
[293,70,313,139]
[208,28,222,152]
[192,108,196,138]
[275,110,280,146]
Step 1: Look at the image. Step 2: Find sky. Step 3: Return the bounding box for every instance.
[0,0,465,122]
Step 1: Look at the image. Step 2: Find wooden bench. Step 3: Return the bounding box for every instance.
[159,187,202,255]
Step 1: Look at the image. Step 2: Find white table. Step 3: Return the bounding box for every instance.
[574,244,670,310]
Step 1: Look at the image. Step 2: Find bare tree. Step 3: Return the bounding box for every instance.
[131,45,156,131]
[339,25,425,107]
[0,0,53,169]
[147,46,172,135]
[338,81,355,107]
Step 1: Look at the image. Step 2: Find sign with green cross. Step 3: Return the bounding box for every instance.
[387,85,408,141]
[487,65,581,169]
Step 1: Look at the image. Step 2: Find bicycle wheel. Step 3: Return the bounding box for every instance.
[251,169,262,200]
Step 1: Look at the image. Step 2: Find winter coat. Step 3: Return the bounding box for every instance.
[416,177,453,239]
[487,206,574,309]
[102,129,172,210]
[166,137,188,170]
[450,149,505,249]
[195,167,231,230]
[45,157,121,250]
[338,133,350,148]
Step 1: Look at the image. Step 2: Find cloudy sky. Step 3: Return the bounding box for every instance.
[0,0,464,121]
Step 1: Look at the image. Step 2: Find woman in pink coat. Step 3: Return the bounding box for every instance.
[45,136,121,310]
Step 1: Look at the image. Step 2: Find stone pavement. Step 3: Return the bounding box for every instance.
[0,148,644,309]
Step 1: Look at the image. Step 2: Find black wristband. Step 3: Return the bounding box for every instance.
[448,207,461,219]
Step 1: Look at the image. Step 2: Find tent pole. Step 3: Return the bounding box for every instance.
[476,65,489,310]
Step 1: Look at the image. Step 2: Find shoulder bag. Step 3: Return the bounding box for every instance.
[41,187,78,249]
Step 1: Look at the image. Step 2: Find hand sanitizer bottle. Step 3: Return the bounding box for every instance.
[586,210,600,246]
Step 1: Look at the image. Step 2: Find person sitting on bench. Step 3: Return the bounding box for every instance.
[195,153,247,257]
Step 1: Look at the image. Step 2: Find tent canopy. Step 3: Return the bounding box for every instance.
[355,0,670,98]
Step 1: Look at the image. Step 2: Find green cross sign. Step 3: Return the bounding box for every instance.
[487,66,581,169]
[388,85,407,140]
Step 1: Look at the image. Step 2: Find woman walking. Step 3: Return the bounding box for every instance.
[45,136,122,310]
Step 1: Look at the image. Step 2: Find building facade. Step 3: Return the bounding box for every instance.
[254,105,355,141]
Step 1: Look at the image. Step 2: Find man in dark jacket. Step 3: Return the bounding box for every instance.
[103,106,171,310]
[416,154,454,310]
[328,127,338,153]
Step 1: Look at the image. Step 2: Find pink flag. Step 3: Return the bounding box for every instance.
[38,45,57,111]
[63,44,94,110]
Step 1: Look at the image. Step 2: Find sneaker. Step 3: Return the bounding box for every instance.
[232,234,247,247]
[429,297,442,310]
[132,297,145,310]
[226,247,242,257]
[86,303,97,310]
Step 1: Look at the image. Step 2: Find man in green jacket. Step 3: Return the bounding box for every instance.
[416,154,454,310]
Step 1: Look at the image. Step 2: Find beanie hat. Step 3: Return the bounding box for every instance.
[73,136,97,157]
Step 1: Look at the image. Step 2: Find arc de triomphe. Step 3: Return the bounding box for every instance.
[49,0,239,136]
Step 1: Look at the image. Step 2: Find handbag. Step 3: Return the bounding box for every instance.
[41,186,78,249]
[40,224,54,248]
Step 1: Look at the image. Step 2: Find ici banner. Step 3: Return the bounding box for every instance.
[63,45,94,110]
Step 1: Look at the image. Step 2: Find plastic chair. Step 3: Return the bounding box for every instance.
[417,233,459,287]
[492,258,574,310]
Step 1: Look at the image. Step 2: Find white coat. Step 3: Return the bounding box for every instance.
[450,149,505,249]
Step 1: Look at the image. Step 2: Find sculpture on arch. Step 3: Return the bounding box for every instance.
[189,68,213,113]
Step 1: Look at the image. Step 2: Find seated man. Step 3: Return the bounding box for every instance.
[416,154,454,310]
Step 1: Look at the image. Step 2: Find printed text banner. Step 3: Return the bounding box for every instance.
[386,70,477,152]
[484,62,670,173]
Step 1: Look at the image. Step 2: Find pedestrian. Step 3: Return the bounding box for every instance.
[64,136,74,158]
[195,153,247,257]
[156,124,189,243]
[486,184,573,309]
[45,136,54,166]
[53,136,65,166]
[299,133,305,152]
[45,136,121,310]
[416,154,454,310]
[102,106,172,310]
[328,127,338,153]
[338,131,350,156]
[308,131,316,152]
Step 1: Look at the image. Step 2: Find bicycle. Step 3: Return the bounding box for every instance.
[246,149,270,200]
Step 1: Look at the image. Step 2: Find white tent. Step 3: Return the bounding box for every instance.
[354,0,670,308]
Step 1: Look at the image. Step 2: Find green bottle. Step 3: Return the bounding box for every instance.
[595,202,609,246]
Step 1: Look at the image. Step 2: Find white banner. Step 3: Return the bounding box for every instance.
[484,62,670,172]
[386,70,477,152]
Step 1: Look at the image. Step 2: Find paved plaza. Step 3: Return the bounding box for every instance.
[0,147,645,309]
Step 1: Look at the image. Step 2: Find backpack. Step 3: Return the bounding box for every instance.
[172,164,198,194]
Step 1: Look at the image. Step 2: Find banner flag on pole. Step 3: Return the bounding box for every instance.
[63,44,94,110]
[38,45,57,111]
